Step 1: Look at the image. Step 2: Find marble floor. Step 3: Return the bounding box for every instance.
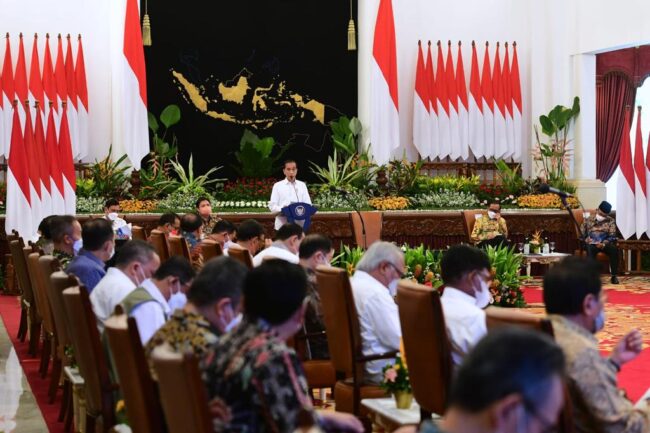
[0,319,48,433]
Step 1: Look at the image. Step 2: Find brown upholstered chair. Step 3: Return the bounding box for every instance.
[571,209,614,273]
[10,239,41,355]
[227,245,253,269]
[201,239,223,262]
[132,225,147,241]
[151,345,213,433]
[461,209,488,244]
[104,312,165,433]
[168,235,192,260]
[4,231,21,296]
[62,286,117,432]
[149,229,170,262]
[315,265,391,416]
[397,280,452,420]
[292,332,337,393]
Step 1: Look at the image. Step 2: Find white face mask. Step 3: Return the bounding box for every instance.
[168,291,187,312]
[474,278,492,308]
[225,313,243,332]
[487,210,498,220]
[388,279,399,297]
[107,212,118,221]
[108,244,115,261]
[73,238,83,255]
[594,309,605,333]
[134,265,148,287]
[596,214,606,222]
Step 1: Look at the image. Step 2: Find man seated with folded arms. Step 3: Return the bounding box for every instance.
[397,328,566,433]
[180,212,204,270]
[350,241,404,384]
[49,215,83,269]
[145,256,248,371]
[203,260,362,433]
[225,219,265,259]
[439,244,492,367]
[252,222,304,266]
[155,212,180,236]
[120,256,195,344]
[543,256,649,433]
[90,240,160,333]
[66,218,115,292]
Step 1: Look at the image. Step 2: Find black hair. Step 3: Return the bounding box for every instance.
[38,215,58,240]
[49,215,77,243]
[81,218,114,251]
[236,219,265,242]
[114,240,156,268]
[180,213,202,232]
[213,220,235,234]
[299,234,332,260]
[440,244,491,285]
[543,256,602,315]
[488,199,501,208]
[450,328,565,413]
[153,256,196,285]
[275,223,304,241]
[283,159,297,168]
[158,213,180,227]
[195,197,211,209]
[187,256,247,309]
[244,259,307,325]
[104,198,119,209]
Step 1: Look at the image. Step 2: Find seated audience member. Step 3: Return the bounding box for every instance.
[440,244,491,367]
[211,220,235,251]
[35,215,57,254]
[543,257,649,433]
[104,198,130,240]
[226,219,265,258]
[155,212,180,236]
[180,213,204,269]
[252,222,304,266]
[398,328,566,433]
[350,241,404,384]
[582,200,620,284]
[470,200,509,248]
[49,215,83,269]
[66,218,115,292]
[120,256,195,344]
[298,234,334,360]
[90,240,160,332]
[223,221,237,250]
[203,260,363,433]
[145,256,247,369]
[196,197,221,238]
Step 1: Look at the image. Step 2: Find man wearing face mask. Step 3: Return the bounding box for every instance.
[49,215,83,269]
[120,256,195,344]
[544,257,649,433]
[252,223,304,267]
[470,200,509,248]
[581,200,620,284]
[144,256,248,375]
[350,241,405,384]
[225,219,266,259]
[104,198,131,241]
[66,218,115,292]
[439,244,492,368]
[90,240,161,333]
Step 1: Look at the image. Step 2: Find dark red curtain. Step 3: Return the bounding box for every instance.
[595,73,636,182]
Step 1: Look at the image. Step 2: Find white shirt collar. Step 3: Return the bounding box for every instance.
[442,286,477,305]
[353,270,388,291]
[140,279,171,315]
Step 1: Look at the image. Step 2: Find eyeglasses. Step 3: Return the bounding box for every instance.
[387,262,406,278]
[523,398,557,433]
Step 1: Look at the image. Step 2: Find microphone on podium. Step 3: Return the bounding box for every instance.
[538,183,574,198]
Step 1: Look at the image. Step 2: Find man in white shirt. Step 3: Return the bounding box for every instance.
[269,160,312,230]
[349,241,404,384]
[90,240,161,333]
[439,244,492,367]
[225,219,266,259]
[253,223,303,267]
[120,256,195,344]
[104,198,131,240]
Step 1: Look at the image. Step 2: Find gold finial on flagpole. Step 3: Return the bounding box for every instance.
[142,0,152,46]
[347,0,356,51]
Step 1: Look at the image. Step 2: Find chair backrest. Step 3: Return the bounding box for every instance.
[227,245,253,269]
[132,225,147,241]
[485,307,554,337]
[9,240,35,306]
[397,280,452,416]
[48,268,79,347]
[571,209,595,239]
[149,230,170,262]
[200,239,223,262]
[460,210,488,243]
[314,265,361,380]
[62,286,116,427]
[26,251,55,335]
[104,313,165,433]
[151,345,213,433]
[168,235,191,260]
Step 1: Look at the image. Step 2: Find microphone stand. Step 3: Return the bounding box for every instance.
[336,190,367,249]
[560,195,587,254]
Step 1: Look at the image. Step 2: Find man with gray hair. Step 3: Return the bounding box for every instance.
[350,241,404,384]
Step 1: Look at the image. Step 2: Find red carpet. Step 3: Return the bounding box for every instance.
[0,295,65,433]
[522,277,650,402]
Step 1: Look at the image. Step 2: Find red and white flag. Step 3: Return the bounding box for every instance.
[28,34,45,126]
[23,101,42,235]
[370,0,399,165]
[5,103,33,239]
[1,35,14,158]
[34,107,52,218]
[413,41,431,159]
[456,42,469,161]
[481,43,495,158]
[446,42,462,160]
[58,103,76,214]
[65,35,80,160]
[633,106,647,238]
[492,43,508,159]
[617,108,636,239]
[75,35,89,161]
[42,34,58,133]
[0,52,4,158]
[511,42,523,161]
[54,35,68,134]
[502,43,515,160]
[425,42,439,159]
[14,34,29,130]
[436,41,451,159]
[46,107,65,215]
[468,41,484,158]
[646,127,650,237]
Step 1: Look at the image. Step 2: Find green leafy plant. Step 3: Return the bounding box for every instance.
[233,129,291,178]
[75,178,96,198]
[76,196,105,214]
[495,160,524,195]
[156,189,216,213]
[410,190,479,209]
[415,174,480,194]
[386,158,423,195]
[218,178,277,201]
[484,244,526,308]
[88,145,132,198]
[330,116,362,157]
[312,186,369,211]
[167,155,223,195]
[381,354,412,394]
[332,244,365,275]
[402,244,443,288]
[310,150,371,188]
[148,104,180,170]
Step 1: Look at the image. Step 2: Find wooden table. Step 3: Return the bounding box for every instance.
[521,253,571,277]
[361,398,439,431]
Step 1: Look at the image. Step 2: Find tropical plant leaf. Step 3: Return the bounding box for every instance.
[160,104,181,128]
[148,112,159,133]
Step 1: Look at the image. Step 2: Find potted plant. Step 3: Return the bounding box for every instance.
[380,353,413,409]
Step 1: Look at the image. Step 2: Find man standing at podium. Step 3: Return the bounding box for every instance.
[269,160,312,230]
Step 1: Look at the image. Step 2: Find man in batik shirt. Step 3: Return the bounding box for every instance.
[470,200,508,248]
[581,200,620,284]
[49,215,82,270]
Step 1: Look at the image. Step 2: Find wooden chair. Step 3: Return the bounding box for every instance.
[201,239,223,262]
[151,345,213,433]
[168,235,192,260]
[9,239,41,355]
[460,209,488,244]
[397,280,452,421]
[4,231,21,296]
[292,331,337,395]
[227,245,253,269]
[132,225,147,241]
[571,209,615,273]
[62,286,117,432]
[104,312,165,433]
[315,265,391,416]
[149,229,170,261]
